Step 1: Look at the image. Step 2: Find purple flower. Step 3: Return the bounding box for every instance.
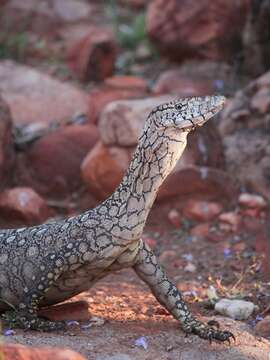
[134,336,148,350]
[66,320,79,326]
[81,322,93,330]
[255,315,263,322]
[223,248,231,258]
[4,329,15,336]
[214,79,224,91]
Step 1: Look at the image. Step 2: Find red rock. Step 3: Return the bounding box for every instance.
[147,0,250,62]
[190,223,210,238]
[0,187,52,226]
[66,26,117,82]
[159,166,239,204]
[0,61,89,125]
[39,300,91,321]
[88,86,147,124]
[142,235,157,249]
[153,61,237,97]
[167,209,182,228]
[218,222,233,233]
[219,71,270,201]
[16,125,99,198]
[104,76,148,92]
[98,96,172,147]
[0,95,15,189]
[238,193,267,209]
[1,0,92,35]
[251,88,270,114]
[183,200,223,222]
[153,70,214,96]
[241,208,262,218]
[233,242,246,252]
[0,344,86,360]
[242,217,262,233]
[206,230,225,243]
[218,212,242,231]
[81,142,129,200]
[255,316,270,338]
[82,158,231,205]
[81,157,228,206]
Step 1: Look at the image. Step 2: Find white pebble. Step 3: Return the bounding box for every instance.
[238,193,267,209]
[215,298,255,320]
[184,263,196,273]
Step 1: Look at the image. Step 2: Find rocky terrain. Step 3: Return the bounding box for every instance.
[0,0,270,359]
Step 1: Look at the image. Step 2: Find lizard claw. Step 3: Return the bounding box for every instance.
[208,329,235,344]
[189,320,235,344]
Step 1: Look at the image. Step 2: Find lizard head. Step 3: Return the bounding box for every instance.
[149,95,226,133]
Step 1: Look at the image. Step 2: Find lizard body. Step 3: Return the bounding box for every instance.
[0,96,234,342]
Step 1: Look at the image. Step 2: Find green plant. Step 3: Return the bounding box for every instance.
[116,13,147,50]
[0,32,29,61]
[106,1,158,74]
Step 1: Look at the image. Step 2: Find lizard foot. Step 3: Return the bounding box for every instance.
[1,310,66,332]
[183,319,235,344]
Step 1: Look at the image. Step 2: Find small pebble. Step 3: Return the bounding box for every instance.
[89,316,105,326]
[184,262,196,273]
[238,193,267,209]
[168,209,182,228]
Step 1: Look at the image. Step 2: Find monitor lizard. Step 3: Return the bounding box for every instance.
[0,95,234,343]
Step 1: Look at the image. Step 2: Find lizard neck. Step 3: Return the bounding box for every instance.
[104,126,188,241]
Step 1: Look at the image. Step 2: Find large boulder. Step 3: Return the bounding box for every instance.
[219,71,270,200]
[0,95,15,189]
[81,142,132,200]
[16,124,99,198]
[0,61,89,125]
[147,0,250,62]
[66,26,117,82]
[88,76,149,124]
[152,62,236,97]
[159,166,239,203]
[98,96,172,147]
[243,0,270,76]
[82,96,230,201]
[0,187,52,226]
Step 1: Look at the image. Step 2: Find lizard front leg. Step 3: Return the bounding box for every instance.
[133,240,235,343]
[1,271,66,332]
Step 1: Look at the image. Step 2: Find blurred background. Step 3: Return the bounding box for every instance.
[0,0,270,357]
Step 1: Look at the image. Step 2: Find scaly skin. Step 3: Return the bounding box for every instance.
[0,96,234,342]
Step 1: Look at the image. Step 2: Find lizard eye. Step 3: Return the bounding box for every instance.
[175,103,183,111]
